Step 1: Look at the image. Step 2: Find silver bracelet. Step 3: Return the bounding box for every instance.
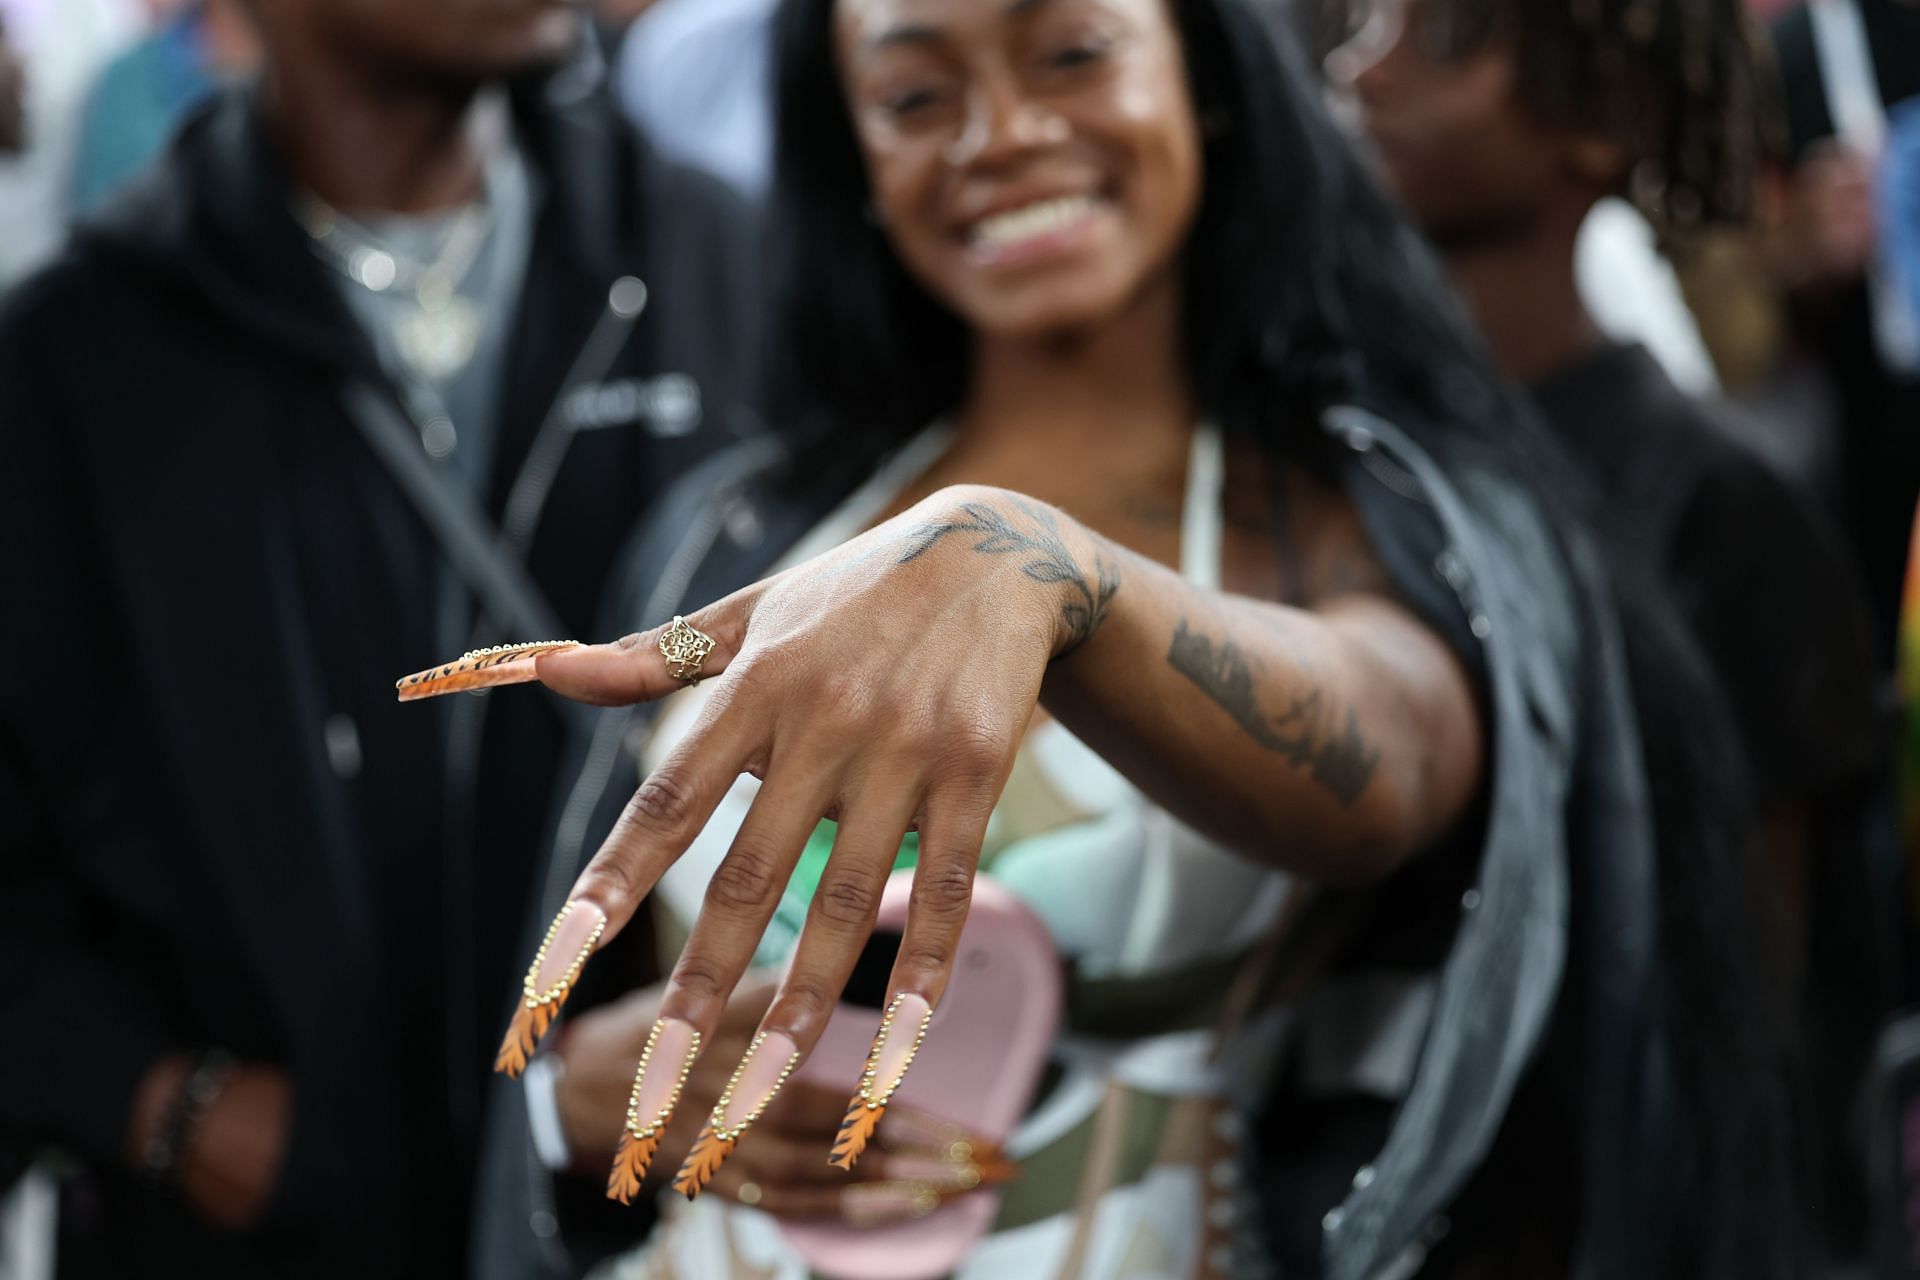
[142,1048,236,1183]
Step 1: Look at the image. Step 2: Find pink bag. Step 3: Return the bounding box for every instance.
[779,872,1063,1279]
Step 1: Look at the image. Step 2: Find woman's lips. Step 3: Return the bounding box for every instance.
[963,193,1105,269]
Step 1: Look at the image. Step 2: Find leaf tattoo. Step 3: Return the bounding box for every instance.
[900,499,1120,650]
[1167,617,1379,806]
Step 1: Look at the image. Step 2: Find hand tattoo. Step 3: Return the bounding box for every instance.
[1167,618,1379,806]
[899,499,1120,651]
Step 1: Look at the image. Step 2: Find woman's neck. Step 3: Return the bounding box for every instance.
[956,272,1196,475]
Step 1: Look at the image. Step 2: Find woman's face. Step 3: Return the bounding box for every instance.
[834,0,1204,340]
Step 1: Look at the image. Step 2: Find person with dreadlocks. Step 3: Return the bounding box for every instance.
[1330,0,1887,1258]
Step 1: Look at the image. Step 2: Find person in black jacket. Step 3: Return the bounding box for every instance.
[0,0,757,1273]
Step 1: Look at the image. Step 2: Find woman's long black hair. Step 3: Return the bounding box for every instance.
[762,0,1803,1273]
[763,0,1528,456]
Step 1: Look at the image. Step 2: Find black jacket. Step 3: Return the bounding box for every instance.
[0,66,758,1277]
[1533,342,1889,1253]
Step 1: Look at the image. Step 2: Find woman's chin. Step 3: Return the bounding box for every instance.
[955,287,1128,346]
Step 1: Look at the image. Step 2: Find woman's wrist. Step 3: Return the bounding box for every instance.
[911,485,1121,661]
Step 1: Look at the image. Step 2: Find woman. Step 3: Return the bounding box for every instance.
[462,0,1799,1275]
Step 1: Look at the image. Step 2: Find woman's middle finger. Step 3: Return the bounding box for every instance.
[663,760,840,1035]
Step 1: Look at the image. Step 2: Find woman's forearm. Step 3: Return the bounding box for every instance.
[1019,507,1484,883]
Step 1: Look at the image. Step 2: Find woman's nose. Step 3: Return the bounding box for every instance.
[944,77,1069,168]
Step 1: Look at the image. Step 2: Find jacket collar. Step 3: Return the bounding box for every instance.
[72,39,644,380]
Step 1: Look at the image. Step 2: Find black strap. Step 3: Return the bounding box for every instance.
[340,380,566,643]
[342,379,585,1145]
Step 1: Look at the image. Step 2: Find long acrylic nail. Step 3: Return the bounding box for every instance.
[493,901,606,1078]
[672,1031,800,1200]
[830,993,933,1172]
[395,640,582,702]
[607,1019,702,1205]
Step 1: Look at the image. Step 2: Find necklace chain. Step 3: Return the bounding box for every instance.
[298,194,494,298]
[296,192,497,386]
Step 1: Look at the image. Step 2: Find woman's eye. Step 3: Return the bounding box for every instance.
[879,85,949,118]
[1042,34,1114,70]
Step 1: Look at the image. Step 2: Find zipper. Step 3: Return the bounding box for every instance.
[441,271,651,846]
[500,275,650,556]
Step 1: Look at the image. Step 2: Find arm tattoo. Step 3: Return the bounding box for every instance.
[899,499,1120,650]
[1167,617,1379,806]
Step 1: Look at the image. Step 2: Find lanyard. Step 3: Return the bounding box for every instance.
[1810,0,1920,372]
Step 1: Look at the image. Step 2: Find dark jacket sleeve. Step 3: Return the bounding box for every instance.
[1771,7,1836,162]
[0,281,177,1172]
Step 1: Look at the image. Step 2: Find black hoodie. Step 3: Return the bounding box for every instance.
[0,66,758,1277]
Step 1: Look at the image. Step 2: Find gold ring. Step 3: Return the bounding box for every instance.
[736,1180,763,1206]
[658,615,716,683]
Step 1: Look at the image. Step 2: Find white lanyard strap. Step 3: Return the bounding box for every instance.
[1180,422,1226,589]
[1809,0,1920,372]
[1812,0,1886,150]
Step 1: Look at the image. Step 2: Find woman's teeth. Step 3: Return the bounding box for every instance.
[970,195,1097,250]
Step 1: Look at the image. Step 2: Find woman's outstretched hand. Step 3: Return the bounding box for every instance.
[521,484,1120,1191]
[487,470,1482,1198]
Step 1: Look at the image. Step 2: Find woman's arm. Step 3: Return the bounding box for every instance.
[879,484,1482,883]
[1041,521,1483,885]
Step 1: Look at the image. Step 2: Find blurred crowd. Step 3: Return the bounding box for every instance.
[0,0,1918,1278]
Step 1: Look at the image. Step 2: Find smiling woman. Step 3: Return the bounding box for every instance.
[834,0,1203,336]
[447,0,1799,1275]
